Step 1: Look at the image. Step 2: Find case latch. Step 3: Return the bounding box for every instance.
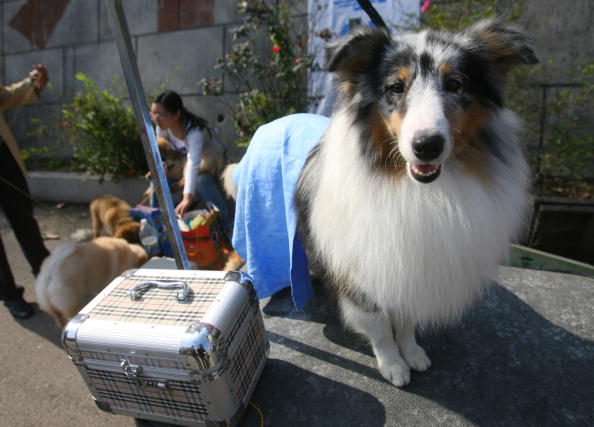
[120,359,143,381]
[120,359,169,390]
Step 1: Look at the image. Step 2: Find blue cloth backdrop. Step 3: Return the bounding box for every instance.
[231,114,330,309]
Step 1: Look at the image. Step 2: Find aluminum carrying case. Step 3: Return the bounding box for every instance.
[62,268,268,426]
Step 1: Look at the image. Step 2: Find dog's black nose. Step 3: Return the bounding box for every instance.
[412,134,445,161]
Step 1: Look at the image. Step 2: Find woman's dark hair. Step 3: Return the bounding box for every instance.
[153,90,208,134]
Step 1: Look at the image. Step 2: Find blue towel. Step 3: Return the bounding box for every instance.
[232,114,330,309]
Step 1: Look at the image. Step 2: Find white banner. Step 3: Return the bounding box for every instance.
[308,0,419,116]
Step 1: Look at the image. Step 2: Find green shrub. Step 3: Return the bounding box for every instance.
[27,73,149,181]
[535,63,594,180]
[56,73,148,181]
[201,0,314,146]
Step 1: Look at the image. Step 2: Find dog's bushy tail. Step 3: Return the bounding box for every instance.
[35,242,77,326]
[221,163,238,201]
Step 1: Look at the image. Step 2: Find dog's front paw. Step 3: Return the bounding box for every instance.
[401,344,431,372]
[378,357,411,387]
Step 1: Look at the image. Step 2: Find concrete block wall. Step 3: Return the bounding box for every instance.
[0,0,265,163]
[1,0,592,167]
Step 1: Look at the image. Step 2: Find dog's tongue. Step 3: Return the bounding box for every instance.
[413,164,438,174]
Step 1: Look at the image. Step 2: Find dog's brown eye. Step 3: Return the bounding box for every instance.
[388,80,405,94]
[445,78,462,92]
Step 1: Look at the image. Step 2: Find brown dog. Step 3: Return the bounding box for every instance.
[141,137,186,205]
[90,194,140,243]
[223,249,246,271]
[157,136,186,180]
[142,131,227,205]
[35,237,148,326]
[157,136,186,201]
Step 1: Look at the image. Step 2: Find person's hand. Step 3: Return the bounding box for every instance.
[29,64,48,90]
[175,194,194,218]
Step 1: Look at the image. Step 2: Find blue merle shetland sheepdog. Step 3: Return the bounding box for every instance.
[295,19,538,386]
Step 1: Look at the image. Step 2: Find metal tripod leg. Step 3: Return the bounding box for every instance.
[105,0,190,270]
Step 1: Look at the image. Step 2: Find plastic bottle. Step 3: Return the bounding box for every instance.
[139,218,160,257]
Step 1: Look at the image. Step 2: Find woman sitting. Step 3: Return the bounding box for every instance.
[149,90,232,236]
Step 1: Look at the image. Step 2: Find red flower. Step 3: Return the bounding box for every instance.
[421,1,432,13]
[61,121,69,127]
[272,45,281,53]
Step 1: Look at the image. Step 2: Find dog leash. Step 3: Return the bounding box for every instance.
[356,0,388,29]
[0,151,88,232]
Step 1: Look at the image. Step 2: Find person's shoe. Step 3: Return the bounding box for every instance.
[4,296,35,319]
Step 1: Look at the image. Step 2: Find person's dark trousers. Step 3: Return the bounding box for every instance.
[0,142,49,301]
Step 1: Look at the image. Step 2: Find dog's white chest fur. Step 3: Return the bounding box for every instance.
[306,111,529,325]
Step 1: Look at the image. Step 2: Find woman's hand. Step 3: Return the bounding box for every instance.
[175,193,194,217]
[29,64,48,90]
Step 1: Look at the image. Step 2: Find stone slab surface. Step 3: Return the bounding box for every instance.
[246,267,594,426]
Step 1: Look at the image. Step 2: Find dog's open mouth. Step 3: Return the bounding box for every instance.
[409,163,441,183]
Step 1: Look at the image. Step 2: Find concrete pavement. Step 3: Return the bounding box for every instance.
[1,202,593,426]
[0,203,131,427]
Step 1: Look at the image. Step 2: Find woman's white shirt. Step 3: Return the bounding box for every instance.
[156,125,204,196]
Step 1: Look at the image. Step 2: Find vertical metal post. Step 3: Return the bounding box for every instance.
[105,0,190,270]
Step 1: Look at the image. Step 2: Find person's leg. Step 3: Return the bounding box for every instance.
[195,173,234,237]
[0,233,21,301]
[0,233,33,317]
[0,143,43,318]
[0,143,49,276]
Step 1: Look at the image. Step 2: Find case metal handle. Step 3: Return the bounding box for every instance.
[129,281,189,302]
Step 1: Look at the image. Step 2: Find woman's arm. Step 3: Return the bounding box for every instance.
[175,128,205,216]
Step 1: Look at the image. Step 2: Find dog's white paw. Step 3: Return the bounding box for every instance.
[401,344,431,372]
[377,357,411,387]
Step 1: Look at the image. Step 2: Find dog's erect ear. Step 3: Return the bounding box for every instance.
[466,19,539,69]
[326,26,392,79]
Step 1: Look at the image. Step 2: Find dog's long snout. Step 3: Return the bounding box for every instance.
[412,134,445,162]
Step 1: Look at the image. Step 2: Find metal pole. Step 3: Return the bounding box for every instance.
[105,0,190,270]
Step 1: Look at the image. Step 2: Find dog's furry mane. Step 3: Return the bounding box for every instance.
[296,20,537,325]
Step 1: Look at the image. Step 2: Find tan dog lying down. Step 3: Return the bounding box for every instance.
[90,194,140,244]
[35,237,148,326]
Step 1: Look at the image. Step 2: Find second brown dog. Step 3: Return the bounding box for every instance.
[90,194,140,243]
